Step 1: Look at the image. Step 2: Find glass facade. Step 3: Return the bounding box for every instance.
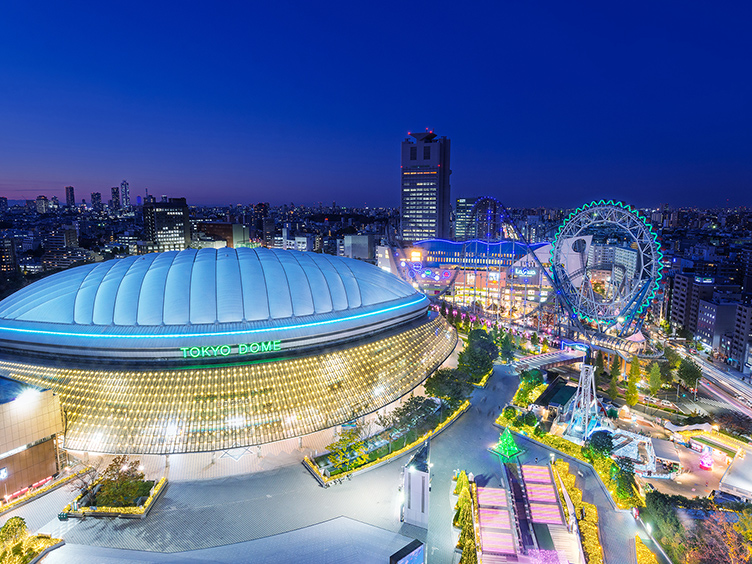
[0,315,456,454]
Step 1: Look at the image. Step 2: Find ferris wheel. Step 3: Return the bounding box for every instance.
[550,200,662,336]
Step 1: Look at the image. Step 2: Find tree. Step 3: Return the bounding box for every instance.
[454,470,470,495]
[458,345,493,383]
[530,332,540,348]
[626,378,639,407]
[96,455,146,507]
[460,537,478,564]
[502,406,517,421]
[595,350,605,375]
[608,374,619,400]
[716,410,752,436]
[390,396,434,437]
[0,517,27,545]
[614,457,637,500]
[649,362,662,396]
[456,486,472,515]
[424,368,473,408]
[468,329,499,360]
[663,347,681,369]
[376,411,400,453]
[523,410,537,426]
[733,508,752,543]
[327,426,369,472]
[686,509,752,564]
[610,355,621,381]
[629,355,641,384]
[500,333,514,363]
[588,430,613,457]
[458,501,473,546]
[678,358,702,390]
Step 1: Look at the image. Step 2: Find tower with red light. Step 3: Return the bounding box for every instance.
[399,130,451,242]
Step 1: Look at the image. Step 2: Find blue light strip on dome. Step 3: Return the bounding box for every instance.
[0,295,429,340]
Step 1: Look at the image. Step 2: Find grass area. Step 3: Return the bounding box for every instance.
[690,435,737,457]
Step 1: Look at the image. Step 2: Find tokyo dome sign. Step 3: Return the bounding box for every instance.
[179,340,282,359]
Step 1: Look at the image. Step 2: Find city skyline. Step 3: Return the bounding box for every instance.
[1,2,751,208]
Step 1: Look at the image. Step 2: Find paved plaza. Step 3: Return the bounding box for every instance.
[2,361,653,563]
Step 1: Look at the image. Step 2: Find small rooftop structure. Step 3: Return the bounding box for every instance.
[719,450,752,503]
[651,438,681,466]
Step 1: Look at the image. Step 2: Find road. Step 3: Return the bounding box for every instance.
[676,349,752,418]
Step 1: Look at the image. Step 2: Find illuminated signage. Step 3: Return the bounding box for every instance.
[0,468,7,480]
[180,340,282,358]
[514,267,537,277]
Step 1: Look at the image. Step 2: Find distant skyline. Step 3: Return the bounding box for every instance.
[1,2,751,208]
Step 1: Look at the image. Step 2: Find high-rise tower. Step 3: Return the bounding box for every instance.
[111,186,120,211]
[65,186,75,208]
[400,131,451,241]
[90,192,103,212]
[454,197,478,241]
[121,180,130,209]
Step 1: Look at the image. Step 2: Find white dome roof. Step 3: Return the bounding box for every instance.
[0,248,427,363]
[0,248,416,326]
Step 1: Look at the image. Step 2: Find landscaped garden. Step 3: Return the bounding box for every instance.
[63,455,166,518]
[496,398,644,510]
[0,516,61,564]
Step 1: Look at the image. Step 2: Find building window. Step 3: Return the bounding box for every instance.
[423,146,431,159]
[410,146,417,160]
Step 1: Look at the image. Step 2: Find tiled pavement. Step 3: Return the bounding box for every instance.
[55,459,420,553]
[44,516,417,564]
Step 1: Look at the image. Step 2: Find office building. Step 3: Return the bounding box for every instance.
[400,131,451,242]
[730,295,752,373]
[455,197,478,241]
[90,192,103,212]
[110,186,120,211]
[45,227,78,250]
[120,180,130,209]
[143,197,191,252]
[0,197,7,213]
[0,239,17,273]
[196,222,250,248]
[65,186,75,208]
[696,296,739,350]
[342,234,375,260]
[35,196,49,214]
[669,273,740,335]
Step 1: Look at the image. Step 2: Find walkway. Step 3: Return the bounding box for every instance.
[3,359,653,564]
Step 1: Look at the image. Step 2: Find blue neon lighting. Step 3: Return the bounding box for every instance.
[0,295,428,340]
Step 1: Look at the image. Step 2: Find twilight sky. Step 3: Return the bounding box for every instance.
[1,1,750,208]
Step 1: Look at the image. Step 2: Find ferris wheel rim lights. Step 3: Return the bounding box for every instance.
[549,200,663,330]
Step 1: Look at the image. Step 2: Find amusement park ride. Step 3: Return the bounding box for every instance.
[392,199,664,443]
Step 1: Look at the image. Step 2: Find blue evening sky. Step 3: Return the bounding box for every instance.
[0,1,750,207]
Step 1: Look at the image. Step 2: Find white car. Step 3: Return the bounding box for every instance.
[660,399,673,408]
